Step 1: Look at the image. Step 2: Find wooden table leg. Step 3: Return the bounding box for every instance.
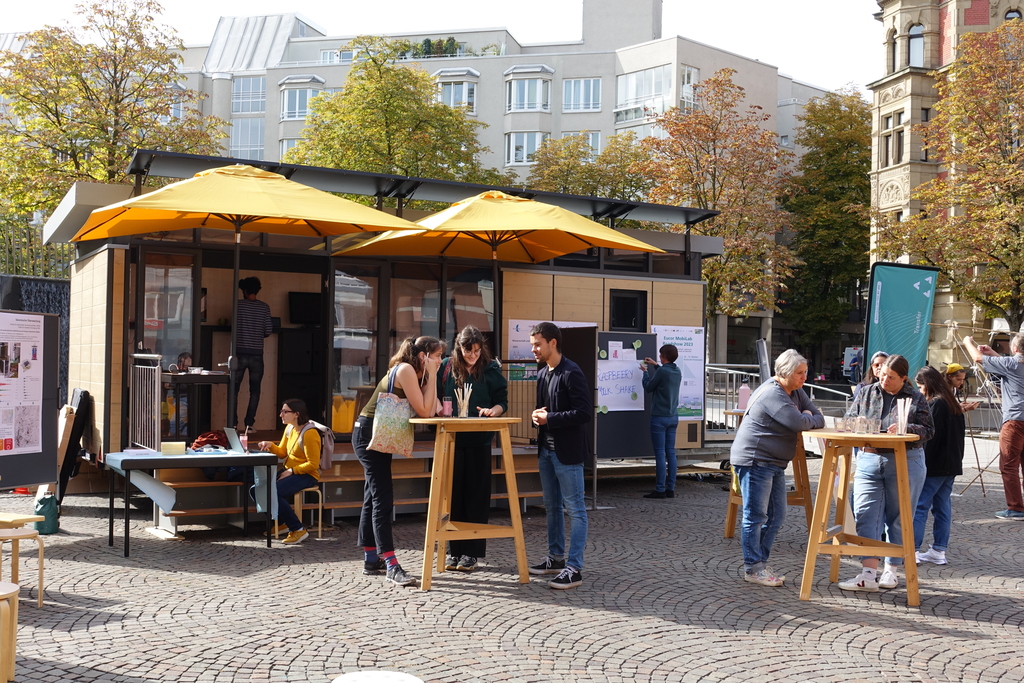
[35,537,43,608]
[108,468,115,547]
[8,543,16,585]
[894,443,920,607]
[830,447,854,582]
[791,443,814,529]
[723,468,740,539]
[800,444,838,600]
[498,426,530,584]
[437,431,455,574]
[421,430,450,591]
[124,469,131,558]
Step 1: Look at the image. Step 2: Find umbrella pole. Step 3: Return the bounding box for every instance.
[227,225,240,430]
[492,251,501,360]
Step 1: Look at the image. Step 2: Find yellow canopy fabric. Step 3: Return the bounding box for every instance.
[334,190,663,262]
[72,164,420,241]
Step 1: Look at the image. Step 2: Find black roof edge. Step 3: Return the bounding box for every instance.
[127,149,719,227]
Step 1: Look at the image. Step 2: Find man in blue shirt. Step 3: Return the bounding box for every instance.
[966,333,1024,519]
[641,344,682,498]
[529,322,592,590]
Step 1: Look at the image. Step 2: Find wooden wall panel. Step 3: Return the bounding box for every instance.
[652,281,704,327]
[502,271,553,352]
[553,275,603,324]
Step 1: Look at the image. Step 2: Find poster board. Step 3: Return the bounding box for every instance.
[864,262,939,377]
[595,332,657,459]
[507,319,597,361]
[0,310,59,490]
[651,326,705,420]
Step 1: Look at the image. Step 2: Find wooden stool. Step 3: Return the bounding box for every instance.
[724,437,814,538]
[0,582,18,683]
[274,486,323,540]
[0,530,42,608]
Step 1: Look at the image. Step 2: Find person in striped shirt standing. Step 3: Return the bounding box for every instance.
[234,276,273,433]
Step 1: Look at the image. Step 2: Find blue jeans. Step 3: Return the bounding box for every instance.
[650,415,678,492]
[735,462,787,572]
[852,448,926,565]
[276,472,318,532]
[537,446,588,570]
[913,475,956,552]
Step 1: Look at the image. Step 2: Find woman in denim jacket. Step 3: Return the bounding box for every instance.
[839,354,934,593]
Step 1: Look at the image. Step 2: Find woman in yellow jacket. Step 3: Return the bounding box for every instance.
[257,398,321,544]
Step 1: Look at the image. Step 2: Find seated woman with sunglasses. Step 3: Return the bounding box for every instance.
[257,398,321,545]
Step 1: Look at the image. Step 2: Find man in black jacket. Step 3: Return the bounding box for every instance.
[528,322,592,589]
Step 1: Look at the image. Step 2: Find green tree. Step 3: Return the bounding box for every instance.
[0,0,225,276]
[526,131,652,202]
[877,20,1024,330]
[781,88,871,344]
[643,69,796,360]
[290,35,512,188]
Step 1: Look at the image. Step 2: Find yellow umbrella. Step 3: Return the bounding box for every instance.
[73,164,421,425]
[334,190,664,263]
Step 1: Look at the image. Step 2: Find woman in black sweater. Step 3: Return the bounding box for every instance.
[913,365,965,565]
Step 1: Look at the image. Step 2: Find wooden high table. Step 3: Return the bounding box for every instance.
[799,429,921,605]
[409,417,528,591]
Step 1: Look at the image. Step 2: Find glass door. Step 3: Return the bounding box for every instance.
[332,265,379,435]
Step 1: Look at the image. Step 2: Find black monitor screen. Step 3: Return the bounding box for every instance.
[288,292,321,325]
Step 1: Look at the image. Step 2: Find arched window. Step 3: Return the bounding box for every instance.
[889,30,899,72]
[1007,10,1023,20]
[908,24,925,68]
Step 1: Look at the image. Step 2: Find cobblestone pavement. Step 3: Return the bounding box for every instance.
[1,450,1022,682]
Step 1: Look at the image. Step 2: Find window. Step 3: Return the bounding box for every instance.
[609,290,647,331]
[281,89,320,120]
[780,135,790,146]
[908,24,924,68]
[895,111,903,126]
[320,49,355,64]
[921,108,931,161]
[506,78,550,112]
[615,65,673,125]
[563,78,601,111]
[230,118,264,159]
[883,134,892,167]
[438,81,476,112]
[1008,10,1023,20]
[232,76,266,114]
[894,129,904,164]
[680,65,699,111]
[883,115,892,130]
[889,31,898,72]
[564,131,601,157]
[504,132,549,164]
[279,138,301,158]
[617,121,665,140]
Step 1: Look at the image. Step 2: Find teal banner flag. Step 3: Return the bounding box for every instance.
[865,262,940,377]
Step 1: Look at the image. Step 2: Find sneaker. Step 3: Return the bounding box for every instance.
[995,509,1024,520]
[529,556,566,575]
[263,522,287,537]
[665,490,675,498]
[643,490,666,499]
[362,558,386,576]
[878,567,899,589]
[385,565,416,587]
[838,571,879,592]
[916,547,947,565]
[444,555,460,571]
[282,529,308,545]
[548,566,583,590]
[457,556,478,572]
[764,565,786,583]
[743,568,783,587]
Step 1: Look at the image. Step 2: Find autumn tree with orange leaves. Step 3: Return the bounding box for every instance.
[643,69,796,360]
[877,19,1024,331]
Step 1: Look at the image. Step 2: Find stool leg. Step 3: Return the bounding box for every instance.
[36,539,43,608]
[8,543,16,586]
[0,599,9,683]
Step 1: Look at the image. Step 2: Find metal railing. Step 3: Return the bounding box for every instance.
[129,353,162,451]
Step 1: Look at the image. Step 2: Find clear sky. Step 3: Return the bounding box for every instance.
[4,0,882,93]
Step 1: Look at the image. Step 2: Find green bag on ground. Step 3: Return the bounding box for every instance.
[33,492,59,534]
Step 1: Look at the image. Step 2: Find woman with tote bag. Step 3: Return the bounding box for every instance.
[353,336,445,587]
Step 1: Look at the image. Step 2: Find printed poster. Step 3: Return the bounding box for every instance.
[652,325,705,420]
[0,311,44,455]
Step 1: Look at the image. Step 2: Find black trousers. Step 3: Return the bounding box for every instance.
[447,441,493,558]
[353,416,396,553]
[232,353,264,429]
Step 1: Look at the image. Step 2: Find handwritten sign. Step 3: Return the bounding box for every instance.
[596,359,644,412]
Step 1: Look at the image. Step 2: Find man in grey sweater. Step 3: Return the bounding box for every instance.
[730,349,824,586]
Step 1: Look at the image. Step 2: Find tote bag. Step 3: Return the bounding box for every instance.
[368,365,415,457]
